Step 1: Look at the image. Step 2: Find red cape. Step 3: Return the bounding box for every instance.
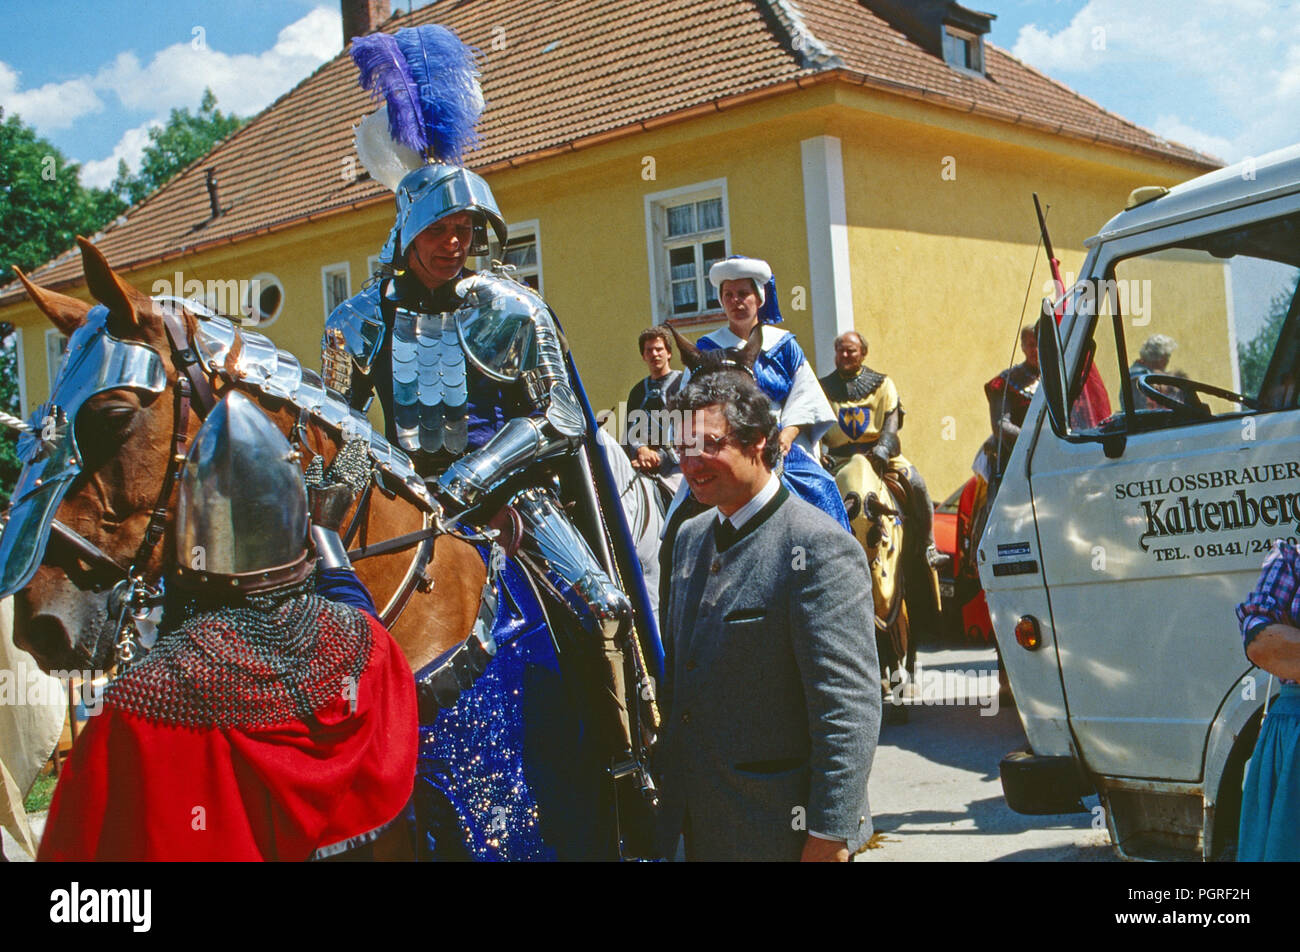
[38,615,416,862]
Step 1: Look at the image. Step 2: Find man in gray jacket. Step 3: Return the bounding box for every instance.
[657,369,880,862]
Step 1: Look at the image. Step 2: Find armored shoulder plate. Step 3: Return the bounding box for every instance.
[325,284,387,375]
[190,314,433,512]
[453,272,548,383]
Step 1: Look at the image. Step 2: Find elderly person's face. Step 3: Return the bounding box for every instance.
[835,335,865,376]
[719,279,761,331]
[677,404,769,516]
[407,211,474,289]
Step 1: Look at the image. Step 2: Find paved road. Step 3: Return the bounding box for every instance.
[6,642,1116,864]
[856,642,1117,863]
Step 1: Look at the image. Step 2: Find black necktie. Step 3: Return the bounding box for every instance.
[714,517,739,552]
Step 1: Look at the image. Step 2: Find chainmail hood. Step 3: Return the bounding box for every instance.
[104,579,373,730]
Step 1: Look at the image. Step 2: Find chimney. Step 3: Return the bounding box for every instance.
[205,169,221,220]
[342,0,391,46]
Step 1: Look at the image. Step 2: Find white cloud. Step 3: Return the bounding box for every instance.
[94,6,342,118]
[12,5,341,177]
[0,61,103,131]
[1011,0,1300,162]
[78,122,161,190]
[1150,116,1234,163]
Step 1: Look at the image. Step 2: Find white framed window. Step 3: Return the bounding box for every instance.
[366,254,383,281]
[45,329,68,393]
[499,220,543,293]
[322,262,351,320]
[942,25,984,74]
[644,180,729,324]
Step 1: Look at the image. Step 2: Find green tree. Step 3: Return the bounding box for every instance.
[111,89,245,206]
[0,108,125,287]
[1238,281,1299,397]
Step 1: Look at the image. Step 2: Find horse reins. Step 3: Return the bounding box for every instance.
[29,307,213,665]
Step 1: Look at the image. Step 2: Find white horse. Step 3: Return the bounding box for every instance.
[1,598,65,857]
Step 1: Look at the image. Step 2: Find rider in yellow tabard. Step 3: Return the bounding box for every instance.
[818,330,945,569]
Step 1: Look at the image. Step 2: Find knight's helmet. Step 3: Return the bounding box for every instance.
[349,24,505,267]
[394,165,506,260]
[172,390,311,593]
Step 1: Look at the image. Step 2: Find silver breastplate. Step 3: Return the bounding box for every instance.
[392,307,470,456]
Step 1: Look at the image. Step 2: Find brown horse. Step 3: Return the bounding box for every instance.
[6,238,653,860]
[9,239,484,677]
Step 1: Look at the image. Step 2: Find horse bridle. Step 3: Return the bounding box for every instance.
[38,304,214,665]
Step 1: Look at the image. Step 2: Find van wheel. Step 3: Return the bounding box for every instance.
[1211,706,1264,862]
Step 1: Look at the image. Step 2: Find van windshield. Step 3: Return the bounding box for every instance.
[1064,211,1300,432]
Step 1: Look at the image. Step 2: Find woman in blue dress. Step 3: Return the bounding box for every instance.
[1236,543,1300,860]
[693,255,850,530]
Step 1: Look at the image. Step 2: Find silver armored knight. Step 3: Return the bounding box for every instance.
[323,24,654,771]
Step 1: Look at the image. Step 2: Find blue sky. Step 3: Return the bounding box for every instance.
[1,1,1298,190]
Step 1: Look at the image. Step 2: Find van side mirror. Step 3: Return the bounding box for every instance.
[1036,302,1069,438]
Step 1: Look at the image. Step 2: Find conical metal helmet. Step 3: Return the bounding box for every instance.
[172,390,311,592]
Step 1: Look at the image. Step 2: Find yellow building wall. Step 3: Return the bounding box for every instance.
[4,81,1212,501]
[825,86,1208,494]
[483,91,833,419]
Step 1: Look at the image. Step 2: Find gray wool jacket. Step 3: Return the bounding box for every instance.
[656,483,881,861]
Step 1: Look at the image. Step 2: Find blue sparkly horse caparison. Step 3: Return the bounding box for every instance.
[411,547,622,861]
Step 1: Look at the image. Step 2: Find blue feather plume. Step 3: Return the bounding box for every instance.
[351,32,428,155]
[394,25,482,163]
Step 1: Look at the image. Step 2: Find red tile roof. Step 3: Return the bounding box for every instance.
[2,0,1218,303]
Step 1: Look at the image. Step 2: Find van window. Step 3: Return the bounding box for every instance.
[1064,212,1300,433]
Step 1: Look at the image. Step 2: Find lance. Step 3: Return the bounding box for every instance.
[1033,192,1111,425]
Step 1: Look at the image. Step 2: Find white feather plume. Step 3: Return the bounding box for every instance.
[355,106,425,192]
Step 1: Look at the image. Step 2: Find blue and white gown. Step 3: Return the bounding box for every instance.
[692,324,851,531]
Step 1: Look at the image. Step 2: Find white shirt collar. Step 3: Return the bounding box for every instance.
[717,473,779,529]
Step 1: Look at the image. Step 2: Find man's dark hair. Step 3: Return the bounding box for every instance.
[670,369,781,470]
[638,326,673,356]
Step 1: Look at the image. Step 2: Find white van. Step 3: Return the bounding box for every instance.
[980,144,1300,861]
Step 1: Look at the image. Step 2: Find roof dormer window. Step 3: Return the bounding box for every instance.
[942,25,984,74]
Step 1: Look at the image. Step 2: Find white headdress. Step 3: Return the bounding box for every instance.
[708,256,773,305]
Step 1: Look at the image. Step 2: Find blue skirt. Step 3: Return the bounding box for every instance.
[1238,682,1300,861]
